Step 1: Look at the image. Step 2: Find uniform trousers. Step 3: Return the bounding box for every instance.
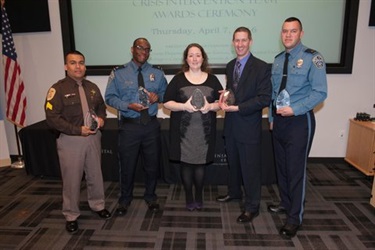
[57,132,105,222]
[118,118,160,205]
[272,111,315,225]
[225,135,262,212]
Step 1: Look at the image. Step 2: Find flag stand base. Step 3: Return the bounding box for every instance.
[11,157,25,169]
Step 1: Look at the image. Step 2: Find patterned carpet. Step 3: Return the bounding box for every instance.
[0,161,374,250]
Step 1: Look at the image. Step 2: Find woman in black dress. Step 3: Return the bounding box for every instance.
[163,43,223,211]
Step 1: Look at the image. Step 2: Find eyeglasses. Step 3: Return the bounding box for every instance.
[135,45,152,53]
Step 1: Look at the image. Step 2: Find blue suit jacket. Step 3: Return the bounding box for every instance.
[223,54,272,144]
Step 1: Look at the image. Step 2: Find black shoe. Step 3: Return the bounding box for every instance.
[267,204,286,214]
[95,209,112,219]
[116,204,129,216]
[216,194,241,202]
[186,203,196,211]
[146,201,160,211]
[279,223,300,238]
[65,220,78,233]
[236,211,259,223]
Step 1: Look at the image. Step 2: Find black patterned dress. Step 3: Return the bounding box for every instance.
[163,72,223,164]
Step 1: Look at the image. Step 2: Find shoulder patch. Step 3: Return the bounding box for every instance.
[108,70,115,84]
[275,51,284,58]
[305,48,317,54]
[108,64,126,84]
[46,101,53,110]
[46,87,56,101]
[312,54,325,69]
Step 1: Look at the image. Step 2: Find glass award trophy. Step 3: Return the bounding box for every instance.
[138,86,150,107]
[84,109,99,131]
[222,89,235,105]
[190,88,205,109]
[276,89,290,109]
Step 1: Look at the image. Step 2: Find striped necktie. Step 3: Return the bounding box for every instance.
[233,61,241,90]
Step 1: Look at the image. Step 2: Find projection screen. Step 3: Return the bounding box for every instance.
[59,0,358,74]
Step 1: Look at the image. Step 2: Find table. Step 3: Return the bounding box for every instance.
[371,178,375,208]
[19,118,276,185]
[345,119,375,176]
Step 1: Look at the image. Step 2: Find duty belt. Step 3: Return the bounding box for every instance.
[121,115,156,125]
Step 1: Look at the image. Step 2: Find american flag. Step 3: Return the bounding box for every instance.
[1,6,27,127]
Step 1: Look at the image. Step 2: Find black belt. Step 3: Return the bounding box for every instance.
[121,115,156,124]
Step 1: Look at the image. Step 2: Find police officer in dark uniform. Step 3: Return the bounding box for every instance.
[105,38,167,215]
[45,50,111,234]
[268,17,327,238]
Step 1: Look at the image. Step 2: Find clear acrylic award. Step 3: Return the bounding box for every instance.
[276,89,290,109]
[84,109,99,131]
[138,86,150,107]
[190,88,205,109]
[222,89,235,105]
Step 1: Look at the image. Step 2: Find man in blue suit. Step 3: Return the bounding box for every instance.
[217,27,272,223]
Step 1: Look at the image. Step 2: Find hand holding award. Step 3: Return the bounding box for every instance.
[276,89,290,109]
[190,88,205,109]
[84,109,99,132]
[138,86,150,108]
[222,89,235,105]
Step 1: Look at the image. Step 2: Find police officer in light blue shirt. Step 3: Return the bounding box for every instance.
[268,17,327,239]
[105,38,167,215]
[270,43,327,119]
[106,60,166,119]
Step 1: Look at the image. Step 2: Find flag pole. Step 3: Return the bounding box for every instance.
[1,0,26,168]
[13,124,20,154]
[10,124,24,168]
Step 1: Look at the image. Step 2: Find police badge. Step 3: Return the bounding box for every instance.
[296,59,303,68]
[149,73,155,82]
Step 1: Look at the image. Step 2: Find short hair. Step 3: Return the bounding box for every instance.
[232,26,252,41]
[284,17,303,30]
[133,37,150,47]
[65,50,85,64]
[181,43,210,73]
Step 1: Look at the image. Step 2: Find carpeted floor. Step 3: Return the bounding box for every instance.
[0,161,374,250]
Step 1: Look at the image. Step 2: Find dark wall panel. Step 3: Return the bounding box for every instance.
[2,0,50,33]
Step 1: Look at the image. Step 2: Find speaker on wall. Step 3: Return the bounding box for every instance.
[1,0,51,33]
[370,0,375,26]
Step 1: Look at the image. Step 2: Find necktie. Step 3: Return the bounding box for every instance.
[233,61,241,90]
[138,67,151,125]
[278,53,290,93]
[77,81,89,119]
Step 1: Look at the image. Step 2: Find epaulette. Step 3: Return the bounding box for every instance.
[152,65,164,71]
[305,48,317,54]
[275,51,284,58]
[113,64,126,71]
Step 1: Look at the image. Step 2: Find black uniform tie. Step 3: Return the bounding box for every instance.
[138,67,150,125]
[278,53,290,93]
